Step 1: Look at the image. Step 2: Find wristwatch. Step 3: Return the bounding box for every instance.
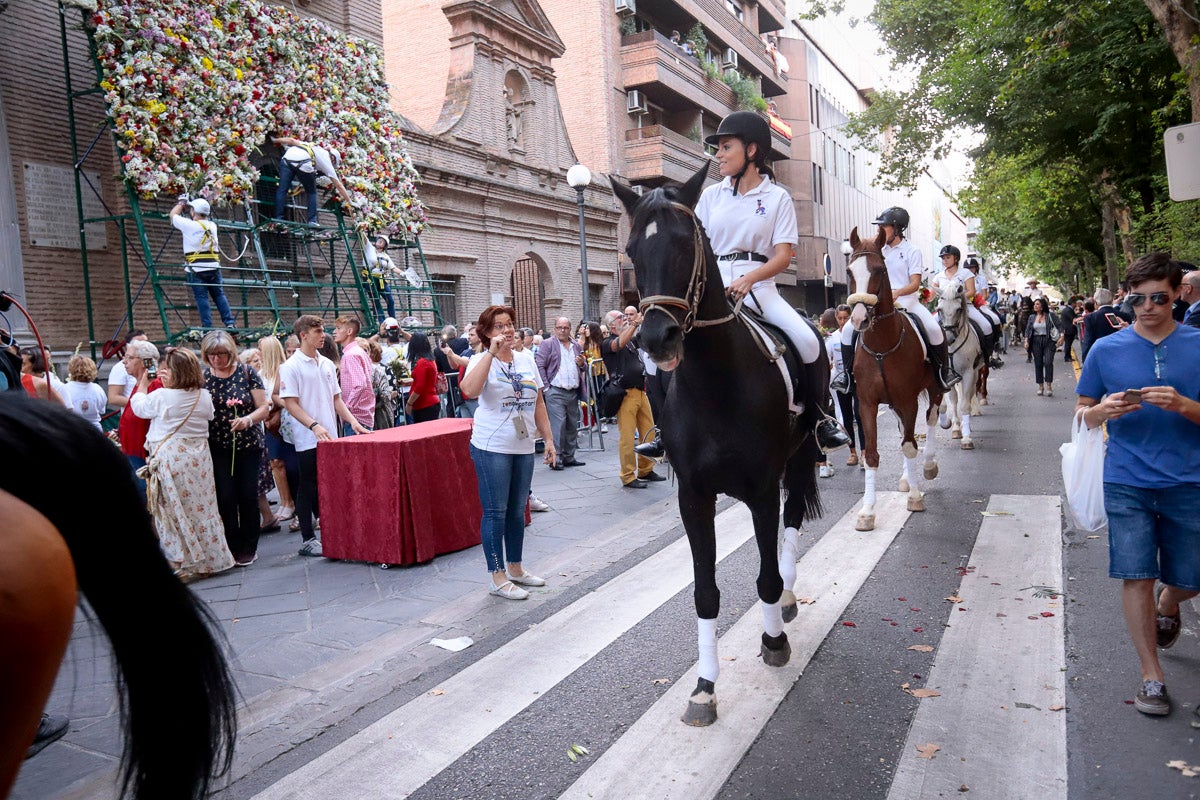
[308,420,319,430]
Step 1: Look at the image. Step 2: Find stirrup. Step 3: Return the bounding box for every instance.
[939,367,962,390]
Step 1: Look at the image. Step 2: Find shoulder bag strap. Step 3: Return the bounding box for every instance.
[148,390,202,461]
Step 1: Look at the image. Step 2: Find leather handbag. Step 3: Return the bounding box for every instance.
[598,373,626,418]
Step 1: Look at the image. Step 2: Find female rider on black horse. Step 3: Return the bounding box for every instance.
[693,111,849,452]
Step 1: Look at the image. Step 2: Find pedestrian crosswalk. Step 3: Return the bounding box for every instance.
[252,493,1066,800]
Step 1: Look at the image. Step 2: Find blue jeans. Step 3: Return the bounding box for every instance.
[469,444,534,573]
[127,455,147,506]
[275,159,319,224]
[1105,482,1200,590]
[342,421,372,437]
[187,269,235,328]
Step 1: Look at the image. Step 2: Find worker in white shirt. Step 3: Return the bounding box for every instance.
[270,136,354,226]
[170,197,235,329]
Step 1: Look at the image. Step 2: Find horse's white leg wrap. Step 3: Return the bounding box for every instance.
[863,468,877,512]
[923,422,938,463]
[961,411,972,439]
[905,455,923,493]
[779,526,800,589]
[697,617,720,683]
[762,601,784,638]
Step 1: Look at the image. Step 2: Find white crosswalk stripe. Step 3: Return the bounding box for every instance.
[250,493,1066,800]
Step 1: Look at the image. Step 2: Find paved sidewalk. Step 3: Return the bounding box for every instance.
[12,427,682,800]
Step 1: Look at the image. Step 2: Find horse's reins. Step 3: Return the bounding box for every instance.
[637,202,735,334]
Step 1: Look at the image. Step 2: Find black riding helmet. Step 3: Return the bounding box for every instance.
[705,111,773,196]
[939,244,961,262]
[873,206,910,236]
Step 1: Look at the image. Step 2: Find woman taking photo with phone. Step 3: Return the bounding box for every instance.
[1025,297,1063,396]
[459,305,557,600]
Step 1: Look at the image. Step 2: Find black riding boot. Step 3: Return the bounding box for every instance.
[930,340,962,391]
[634,426,665,459]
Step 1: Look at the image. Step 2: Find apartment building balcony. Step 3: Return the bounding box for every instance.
[757,0,786,34]
[624,124,709,184]
[621,31,737,120]
[688,0,787,96]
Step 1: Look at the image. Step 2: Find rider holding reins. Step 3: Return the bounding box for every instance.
[841,207,961,391]
[930,245,1001,365]
[694,111,849,452]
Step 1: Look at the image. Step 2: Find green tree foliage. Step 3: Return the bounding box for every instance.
[846,0,1193,288]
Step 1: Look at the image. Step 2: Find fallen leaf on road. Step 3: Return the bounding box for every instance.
[1015,702,1041,710]
[913,627,924,633]
[959,784,970,793]
[1167,760,1199,777]
[1041,612,1056,618]
[897,597,908,601]
[429,689,446,696]
[916,743,940,759]
[945,595,963,603]
[1086,535,1100,540]
[981,511,1013,516]
[568,750,577,762]
[652,678,671,685]
[797,597,816,605]
[1050,704,1065,711]
[910,607,922,612]
[907,688,942,698]
[842,621,857,627]
[996,613,1007,617]
[571,744,590,756]
[721,655,737,661]
[909,644,934,652]
[1028,615,1041,620]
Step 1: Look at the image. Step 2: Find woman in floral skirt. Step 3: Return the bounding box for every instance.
[130,348,234,580]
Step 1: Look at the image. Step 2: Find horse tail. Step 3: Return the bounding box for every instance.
[0,395,236,800]
[782,434,823,528]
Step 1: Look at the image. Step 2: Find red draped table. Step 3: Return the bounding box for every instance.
[316,418,482,565]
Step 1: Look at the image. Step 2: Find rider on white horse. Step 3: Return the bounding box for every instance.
[695,111,850,452]
[840,207,961,390]
[931,246,999,351]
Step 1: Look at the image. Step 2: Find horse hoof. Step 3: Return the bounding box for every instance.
[981,398,989,406]
[951,430,962,439]
[855,514,876,531]
[761,632,791,667]
[961,440,974,450]
[681,679,718,726]
[938,414,951,430]
[782,602,798,623]
[908,496,925,512]
[780,589,797,623]
[902,442,918,459]
[923,463,939,481]
[898,477,910,493]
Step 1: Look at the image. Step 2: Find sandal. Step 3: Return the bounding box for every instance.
[260,519,281,533]
[289,519,301,532]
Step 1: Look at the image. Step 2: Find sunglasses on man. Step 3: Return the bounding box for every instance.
[1127,292,1171,307]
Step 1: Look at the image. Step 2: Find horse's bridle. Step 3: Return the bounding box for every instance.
[637,202,735,334]
[846,249,897,333]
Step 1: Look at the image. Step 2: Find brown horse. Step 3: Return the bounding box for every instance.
[845,227,944,531]
[975,362,990,411]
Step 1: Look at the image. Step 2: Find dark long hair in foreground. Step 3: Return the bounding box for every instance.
[0,393,237,799]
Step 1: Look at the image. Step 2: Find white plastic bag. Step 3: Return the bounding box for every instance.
[1060,409,1107,531]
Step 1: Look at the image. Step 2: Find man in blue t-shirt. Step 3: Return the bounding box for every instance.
[1076,252,1200,721]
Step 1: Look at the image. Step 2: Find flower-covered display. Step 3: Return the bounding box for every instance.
[74,0,427,236]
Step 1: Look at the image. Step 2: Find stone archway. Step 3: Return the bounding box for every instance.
[508,249,558,334]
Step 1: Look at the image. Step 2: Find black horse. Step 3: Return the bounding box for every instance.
[613,164,824,727]
[0,393,237,800]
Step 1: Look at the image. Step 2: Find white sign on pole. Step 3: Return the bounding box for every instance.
[1164,122,1200,202]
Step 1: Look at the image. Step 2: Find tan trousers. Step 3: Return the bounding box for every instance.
[617,388,656,484]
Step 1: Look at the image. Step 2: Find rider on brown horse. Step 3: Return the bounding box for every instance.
[839,206,960,391]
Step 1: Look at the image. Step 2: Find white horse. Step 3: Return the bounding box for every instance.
[936,282,982,450]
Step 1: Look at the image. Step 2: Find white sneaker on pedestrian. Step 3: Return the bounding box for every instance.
[819,465,835,478]
[529,494,550,512]
[298,538,323,557]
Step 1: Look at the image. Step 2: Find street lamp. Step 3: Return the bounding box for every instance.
[839,239,852,303]
[566,164,592,323]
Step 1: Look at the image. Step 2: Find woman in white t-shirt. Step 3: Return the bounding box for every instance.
[695,111,849,452]
[459,305,557,600]
[130,348,234,580]
[63,355,109,430]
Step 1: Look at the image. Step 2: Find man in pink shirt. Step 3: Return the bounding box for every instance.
[334,315,375,434]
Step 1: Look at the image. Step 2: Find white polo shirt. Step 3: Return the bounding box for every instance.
[881,238,924,298]
[931,267,968,295]
[695,175,797,289]
[278,350,341,452]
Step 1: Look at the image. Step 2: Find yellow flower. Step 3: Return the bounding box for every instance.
[202,57,214,70]
[100,80,114,91]
[235,68,243,80]
[213,18,223,30]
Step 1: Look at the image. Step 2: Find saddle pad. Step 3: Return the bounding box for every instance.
[898,310,929,360]
[739,312,806,415]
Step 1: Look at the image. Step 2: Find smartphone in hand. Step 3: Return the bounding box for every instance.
[1105,313,1123,328]
[1122,388,1143,404]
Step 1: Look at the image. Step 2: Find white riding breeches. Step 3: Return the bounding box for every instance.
[841,294,943,346]
[719,261,821,363]
[979,305,1001,327]
[967,304,997,335]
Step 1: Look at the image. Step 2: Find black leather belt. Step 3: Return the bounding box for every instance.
[717,252,768,263]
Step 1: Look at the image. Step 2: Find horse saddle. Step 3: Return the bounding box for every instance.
[736,307,806,415]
